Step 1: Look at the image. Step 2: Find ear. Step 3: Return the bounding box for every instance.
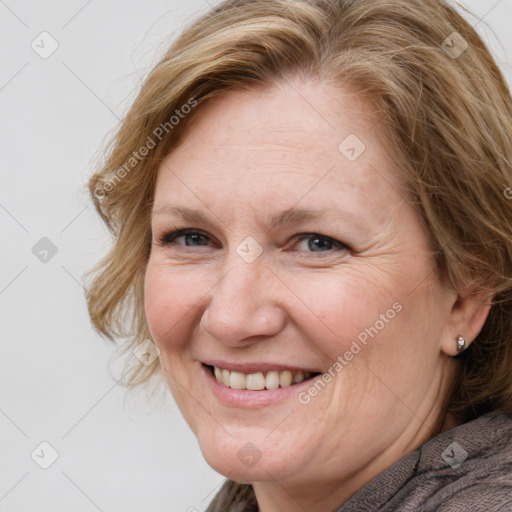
[440,286,493,356]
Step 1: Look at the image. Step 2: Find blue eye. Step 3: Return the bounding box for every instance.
[159,229,211,247]
[157,229,348,254]
[294,234,347,253]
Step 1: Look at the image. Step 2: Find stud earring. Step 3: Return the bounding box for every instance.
[456,335,466,352]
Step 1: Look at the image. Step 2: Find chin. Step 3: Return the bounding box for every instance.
[196,425,297,483]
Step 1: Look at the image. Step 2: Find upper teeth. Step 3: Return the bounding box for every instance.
[213,366,313,390]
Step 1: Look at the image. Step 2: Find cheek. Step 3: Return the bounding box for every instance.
[287,269,406,360]
[307,264,446,399]
[144,261,205,350]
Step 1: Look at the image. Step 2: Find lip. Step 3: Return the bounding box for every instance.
[200,362,321,408]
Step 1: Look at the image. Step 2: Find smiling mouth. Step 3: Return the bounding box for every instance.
[205,364,321,391]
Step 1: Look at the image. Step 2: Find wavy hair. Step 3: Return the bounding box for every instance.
[86,0,512,427]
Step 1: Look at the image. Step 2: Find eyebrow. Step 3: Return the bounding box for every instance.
[151,204,358,231]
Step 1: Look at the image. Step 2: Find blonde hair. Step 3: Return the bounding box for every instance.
[86,0,512,423]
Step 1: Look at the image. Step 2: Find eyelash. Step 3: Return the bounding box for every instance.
[156,228,349,255]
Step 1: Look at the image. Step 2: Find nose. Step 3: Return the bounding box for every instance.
[200,262,286,347]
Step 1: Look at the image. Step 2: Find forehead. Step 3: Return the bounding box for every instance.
[153,81,405,223]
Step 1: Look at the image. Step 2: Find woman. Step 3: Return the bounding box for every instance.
[86,0,512,510]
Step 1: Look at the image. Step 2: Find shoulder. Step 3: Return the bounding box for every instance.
[206,480,257,512]
[434,481,512,511]
[421,412,512,511]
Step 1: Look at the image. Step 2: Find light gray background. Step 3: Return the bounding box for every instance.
[1,1,511,511]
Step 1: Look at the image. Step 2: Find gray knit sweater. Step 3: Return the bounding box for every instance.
[207,411,512,511]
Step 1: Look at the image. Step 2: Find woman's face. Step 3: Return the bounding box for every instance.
[145,80,459,501]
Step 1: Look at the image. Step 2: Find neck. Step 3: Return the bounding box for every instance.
[252,407,462,512]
